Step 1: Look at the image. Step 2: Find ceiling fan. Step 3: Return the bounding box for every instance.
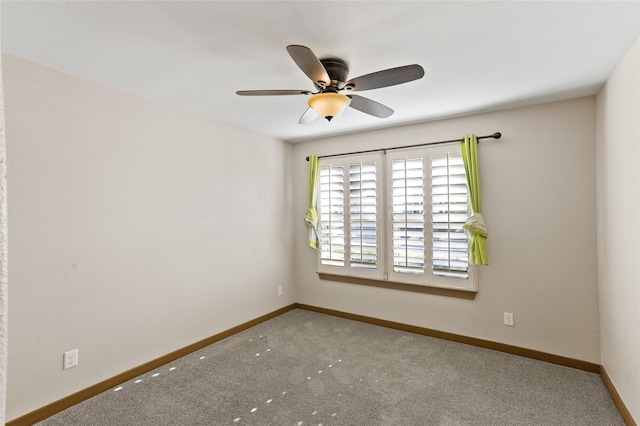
[236,45,425,123]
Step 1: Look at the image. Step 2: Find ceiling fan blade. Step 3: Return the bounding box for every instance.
[347,95,394,118]
[286,45,331,88]
[298,107,318,124]
[345,64,425,92]
[236,90,312,96]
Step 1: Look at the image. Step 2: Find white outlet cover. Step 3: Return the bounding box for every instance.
[64,349,78,369]
[504,312,514,326]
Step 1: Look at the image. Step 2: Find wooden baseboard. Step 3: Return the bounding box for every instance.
[600,365,637,426]
[296,303,601,373]
[6,304,297,426]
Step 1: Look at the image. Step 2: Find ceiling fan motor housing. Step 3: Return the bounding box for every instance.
[319,57,350,90]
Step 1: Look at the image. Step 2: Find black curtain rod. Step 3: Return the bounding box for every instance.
[305,132,502,161]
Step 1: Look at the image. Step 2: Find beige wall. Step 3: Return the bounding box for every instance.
[0,54,9,426]
[596,38,640,422]
[293,97,600,363]
[3,55,295,421]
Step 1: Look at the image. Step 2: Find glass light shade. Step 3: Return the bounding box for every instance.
[308,93,351,121]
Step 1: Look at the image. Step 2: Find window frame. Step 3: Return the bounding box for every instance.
[317,153,385,281]
[316,145,477,292]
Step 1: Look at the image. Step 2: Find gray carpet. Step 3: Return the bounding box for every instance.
[38,309,623,425]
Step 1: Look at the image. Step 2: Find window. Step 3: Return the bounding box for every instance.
[317,146,476,291]
[348,161,378,270]
[430,152,470,280]
[319,154,382,280]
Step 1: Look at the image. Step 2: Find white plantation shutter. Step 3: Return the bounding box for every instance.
[390,157,425,278]
[318,154,382,279]
[431,152,469,279]
[349,162,378,269]
[317,147,475,291]
[319,165,345,267]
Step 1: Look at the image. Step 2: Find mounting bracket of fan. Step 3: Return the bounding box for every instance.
[318,57,351,91]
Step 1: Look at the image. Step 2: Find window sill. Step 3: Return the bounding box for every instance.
[318,273,477,300]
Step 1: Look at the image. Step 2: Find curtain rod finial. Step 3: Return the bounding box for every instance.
[306,156,310,162]
[492,132,502,139]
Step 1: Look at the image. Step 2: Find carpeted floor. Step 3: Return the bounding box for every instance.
[37,309,623,425]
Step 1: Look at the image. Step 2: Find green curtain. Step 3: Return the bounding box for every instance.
[460,135,489,265]
[305,155,320,249]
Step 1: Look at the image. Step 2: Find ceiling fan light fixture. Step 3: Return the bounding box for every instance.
[308,93,351,121]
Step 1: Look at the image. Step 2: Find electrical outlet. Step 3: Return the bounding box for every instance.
[504,312,514,327]
[277,286,283,296]
[64,349,78,369]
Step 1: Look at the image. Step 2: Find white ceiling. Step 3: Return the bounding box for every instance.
[2,1,639,143]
